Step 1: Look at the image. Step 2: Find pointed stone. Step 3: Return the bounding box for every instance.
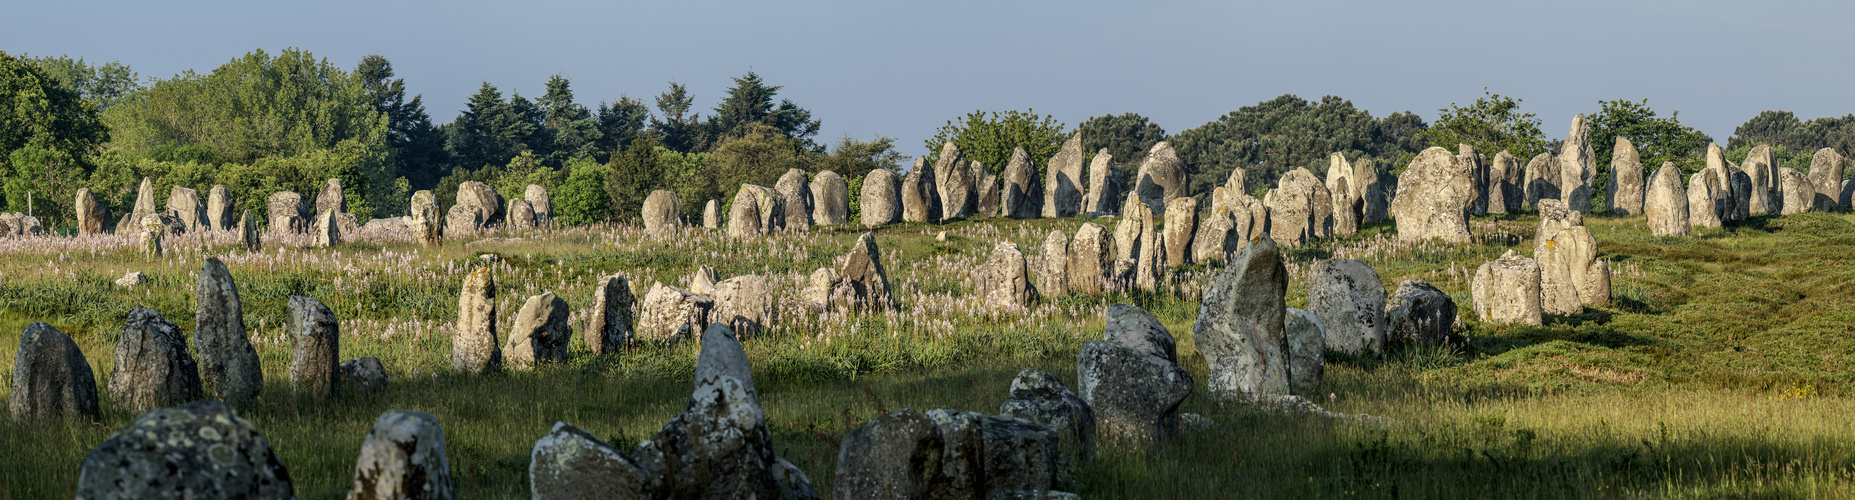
[316,177,345,216]
[238,211,261,251]
[1134,142,1188,215]
[504,292,572,369]
[1608,137,1646,215]
[704,199,722,229]
[1558,114,1596,212]
[1043,133,1085,218]
[901,159,939,222]
[196,258,263,402]
[1003,147,1041,219]
[1194,236,1289,400]
[451,268,502,374]
[1645,163,1690,236]
[9,322,99,420]
[131,176,158,227]
[1083,149,1117,214]
[837,232,892,308]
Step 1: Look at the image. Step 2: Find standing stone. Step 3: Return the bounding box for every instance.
[1536,225,1611,313]
[1114,193,1150,274]
[1809,148,1846,212]
[1383,280,1455,346]
[834,409,942,500]
[837,232,892,308]
[1044,133,1085,218]
[504,292,572,370]
[9,322,99,420]
[314,209,342,247]
[703,199,722,229]
[1307,259,1387,357]
[998,368,1095,465]
[1729,168,1754,222]
[1163,197,1197,267]
[902,159,940,222]
[237,211,261,251]
[713,275,779,336]
[1134,142,1188,215]
[451,181,503,232]
[1083,149,1117,214]
[1226,168,1249,202]
[1705,144,1746,222]
[1355,158,1389,224]
[811,170,849,225]
[75,187,108,235]
[340,357,387,393]
[77,400,292,499]
[935,146,976,220]
[1535,199,1583,245]
[196,258,263,402]
[1688,170,1725,229]
[973,164,1000,218]
[1067,223,1115,295]
[861,169,901,227]
[348,409,454,499]
[130,176,159,228]
[1843,180,1855,212]
[1134,222,1161,292]
[505,199,537,230]
[288,295,340,398]
[410,191,442,246]
[1391,147,1475,242]
[776,168,815,229]
[1559,114,1597,212]
[977,242,1038,308]
[1779,167,1815,215]
[1077,304,1193,447]
[1645,163,1691,236]
[109,308,202,412]
[586,275,635,354]
[316,177,345,215]
[728,185,780,237]
[1744,145,1777,215]
[1039,230,1069,297]
[1608,137,1647,215]
[637,282,715,342]
[1194,237,1289,400]
[167,186,206,234]
[1003,147,1041,219]
[205,185,232,231]
[918,409,1061,499]
[1326,154,1361,219]
[802,267,840,311]
[690,265,718,295]
[268,191,309,234]
[1193,204,1241,265]
[642,189,683,234]
[530,422,651,499]
[1486,151,1517,214]
[1267,168,1332,247]
[1523,152,1560,209]
[1330,177,1358,236]
[1284,308,1325,394]
[452,268,502,374]
[138,214,165,257]
[1474,250,1544,326]
[1458,144,1489,216]
[525,184,552,224]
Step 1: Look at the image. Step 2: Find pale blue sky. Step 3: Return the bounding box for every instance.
[8,0,1853,158]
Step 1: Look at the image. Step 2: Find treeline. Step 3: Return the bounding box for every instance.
[5,48,1855,228]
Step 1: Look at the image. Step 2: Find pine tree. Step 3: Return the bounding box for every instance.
[356,55,448,189]
[595,96,649,162]
[538,75,601,166]
[605,134,662,222]
[651,82,707,153]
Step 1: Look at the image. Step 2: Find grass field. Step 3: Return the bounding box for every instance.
[1,211,1852,498]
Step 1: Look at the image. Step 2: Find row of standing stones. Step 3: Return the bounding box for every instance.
[16,222,1468,498]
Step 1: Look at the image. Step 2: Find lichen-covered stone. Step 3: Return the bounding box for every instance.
[811,170,849,225]
[642,189,683,234]
[1078,304,1192,447]
[1044,134,1085,218]
[1307,259,1386,357]
[529,422,650,499]
[1391,147,1474,242]
[585,275,634,354]
[978,242,1039,308]
[451,268,501,374]
[1645,163,1690,236]
[1473,250,1543,326]
[347,409,453,499]
[999,368,1094,465]
[109,308,202,412]
[1134,142,1188,215]
[637,282,714,342]
[340,357,387,393]
[288,295,341,397]
[9,322,99,420]
[1284,308,1325,394]
[1195,237,1289,400]
[861,169,900,227]
[1383,280,1455,346]
[503,292,572,370]
[197,257,263,402]
[77,400,292,499]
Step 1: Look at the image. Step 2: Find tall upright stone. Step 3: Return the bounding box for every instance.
[1266,168,1332,247]
[1487,151,1518,214]
[504,292,572,370]
[977,242,1038,308]
[1039,230,1068,297]
[1779,167,1815,215]
[1194,237,1289,400]
[1083,149,1116,214]
[932,142,973,219]
[288,295,340,398]
[1067,223,1115,295]
[704,199,722,229]
[1355,158,1388,224]
[410,190,442,246]
[1163,197,1197,268]
[1644,163,1690,236]
[1134,219,1161,292]
[1523,152,1559,210]
[348,410,454,499]
[130,176,159,228]
[314,209,341,247]
[76,188,107,235]
[811,170,849,225]
[1608,137,1647,215]
[1307,259,1387,357]
[1391,147,1474,242]
[901,159,939,222]
[776,168,815,229]
[1458,144,1489,216]
[1225,167,1249,201]
[506,198,537,230]
[1113,194,1149,275]
[525,184,552,224]
[109,308,203,412]
[861,169,900,227]
[316,177,345,216]
[196,258,263,402]
[9,322,99,420]
[972,162,1000,218]
[643,189,683,234]
[1002,147,1041,219]
[1743,145,1778,215]
[164,186,204,234]
[1688,170,1724,229]
[1559,114,1596,212]
[1134,142,1187,215]
[1077,304,1192,447]
[1536,226,1610,314]
[206,185,232,231]
[1193,204,1240,265]
[238,211,261,251]
[1043,133,1085,218]
[586,275,635,354]
[1325,153,1361,219]
[1474,250,1543,326]
[452,268,501,374]
[1808,147,1846,212]
[1330,177,1358,236]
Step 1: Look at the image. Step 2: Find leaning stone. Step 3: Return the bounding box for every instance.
[340,357,387,393]
[1133,142,1188,215]
[1645,163,1690,236]
[690,265,718,295]
[1559,113,1596,212]
[530,421,651,499]
[861,169,901,227]
[1066,223,1115,295]
[347,409,454,499]
[288,295,340,398]
[504,292,572,370]
[451,268,502,374]
[76,400,292,499]
[713,275,779,336]
[1473,250,1543,326]
[776,168,815,230]
[109,308,202,412]
[1194,237,1289,400]
[837,232,893,308]
[1043,133,1085,218]
[1391,147,1475,242]
[196,257,263,402]
[642,189,683,234]
[811,170,849,225]
[9,322,99,420]
[1307,259,1387,357]
[1383,280,1455,346]
[76,187,108,235]
[999,368,1095,465]
[586,275,635,354]
[637,282,714,342]
[1284,308,1326,394]
[1078,304,1192,447]
[1003,147,1042,219]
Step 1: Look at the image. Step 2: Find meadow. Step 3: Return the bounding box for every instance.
[1,211,1852,499]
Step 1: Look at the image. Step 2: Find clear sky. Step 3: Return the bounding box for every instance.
[7,0,1853,159]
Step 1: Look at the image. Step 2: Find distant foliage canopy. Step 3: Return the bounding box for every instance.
[1170,94,1428,198]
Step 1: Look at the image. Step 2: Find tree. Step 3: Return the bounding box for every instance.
[815,135,908,182]
[605,134,663,222]
[595,95,649,161]
[651,82,707,153]
[21,53,141,111]
[1587,99,1712,172]
[553,156,610,225]
[924,109,1067,178]
[1169,95,1425,197]
[356,55,448,190]
[1418,90,1547,162]
[707,123,816,193]
[709,72,821,149]
[1728,110,1855,162]
[1077,113,1166,190]
[538,75,602,166]
[445,82,538,171]
[1,51,109,221]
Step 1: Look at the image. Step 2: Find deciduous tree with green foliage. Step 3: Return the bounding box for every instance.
[1587,98,1712,174]
[1418,90,1547,162]
[1,51,110,222]
[815,135,907,182]
[1077,113,1166,191]
[552,156,610,225]
[1728,110,1855,163]
[1170,94,1425,197]
[708,122,816,194]
[924,109,1066,177]
[20,53,141,111]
